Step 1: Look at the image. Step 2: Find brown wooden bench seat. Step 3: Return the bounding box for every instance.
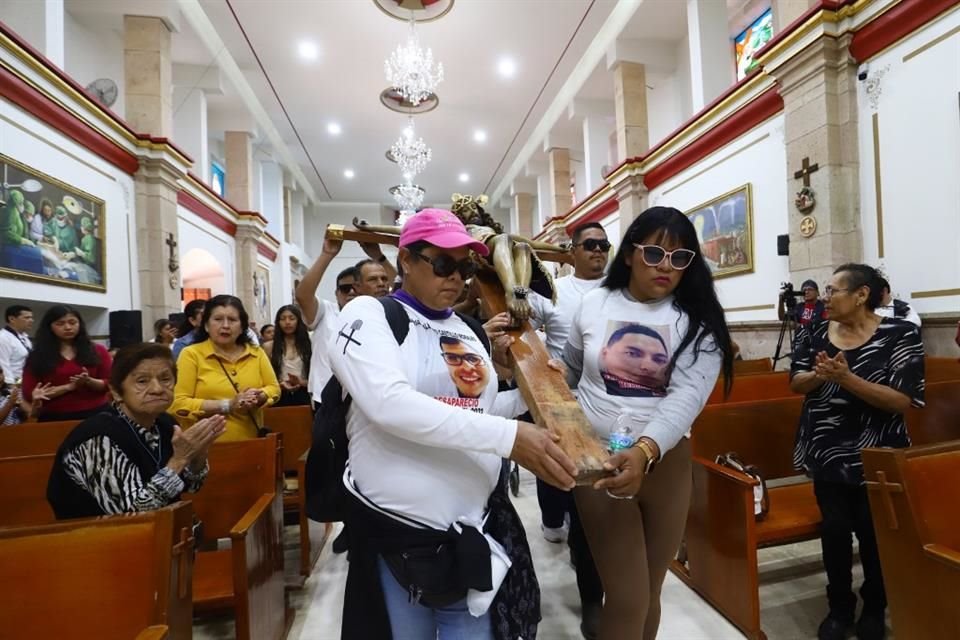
[0,502,194,639]
[0,418,79,457]
[863,440,960,639]
[184,433,290,640]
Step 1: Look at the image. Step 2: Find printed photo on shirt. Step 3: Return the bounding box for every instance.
[599,321,670,397]
[439,336,490,403]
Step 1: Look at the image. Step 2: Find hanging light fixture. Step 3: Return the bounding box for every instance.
[384,14,444,107]
[390,182,426,212]
[390,117,432,178]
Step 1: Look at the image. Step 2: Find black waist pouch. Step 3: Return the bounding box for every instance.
[382,543,465,608]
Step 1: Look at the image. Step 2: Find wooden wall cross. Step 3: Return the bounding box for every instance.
[793,157,820,187]
[866,470,904,530]
[165,233,179,273]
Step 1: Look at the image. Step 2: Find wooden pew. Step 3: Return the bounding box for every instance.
[136,627,169,640]
[0,502,194,639]
[0,453,56,526]
[674,396,810,640]
[707,371,792,405]
[264,404,324,582]
[863,440,960,639]
[924,356,960,384]
[733,358,774,375]
[0,418,78,457]
[184,433,290,640]
[907,380,960,445]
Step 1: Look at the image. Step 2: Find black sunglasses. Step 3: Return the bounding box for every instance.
[575,238,612,252]
[414,252,478,279]
[337,284,355,294]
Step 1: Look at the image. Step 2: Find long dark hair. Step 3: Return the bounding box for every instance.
[269,305,311,379]
[26,305,100,377]
[178,299,206,338]
[603,207,734,395]
[193,295,251,346]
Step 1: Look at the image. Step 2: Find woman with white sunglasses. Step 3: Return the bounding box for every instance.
[563,206,734,640]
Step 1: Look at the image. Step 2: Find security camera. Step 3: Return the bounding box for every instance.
[857,64,869,81]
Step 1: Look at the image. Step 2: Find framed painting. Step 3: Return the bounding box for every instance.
[253,265,271,326]
[686,184,754,279]
[0,154,106,291]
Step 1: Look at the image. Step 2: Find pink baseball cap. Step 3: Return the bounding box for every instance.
[399,208,489,256]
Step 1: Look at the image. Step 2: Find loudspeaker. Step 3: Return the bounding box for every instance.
[109,310,143,349]
[777,234,790,256]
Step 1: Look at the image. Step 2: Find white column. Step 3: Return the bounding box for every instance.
[535,175,550,233]
[1,0,65,66]
[44,0,64,67]
[259,161,284,240]
[573,160,587,204]
[686,0,732,111]
[172,87,208,181]
[582,115,611,195]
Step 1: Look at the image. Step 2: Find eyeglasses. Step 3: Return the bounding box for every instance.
[441,352,486,366]
[415,252,478,279]
[574,238,611,253]
[823,286,851,297]
[337,284,355,295]
[632,244,696,270]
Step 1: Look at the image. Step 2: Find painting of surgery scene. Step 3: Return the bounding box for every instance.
[685,183,754,280]
[0,154,106,291]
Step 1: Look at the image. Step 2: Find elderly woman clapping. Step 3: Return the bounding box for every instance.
[47,343,226,520]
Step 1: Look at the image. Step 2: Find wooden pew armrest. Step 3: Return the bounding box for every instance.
[134,626,169,640]
[924,544,960,570]
[230,493,277,540]
[694,455,760,487]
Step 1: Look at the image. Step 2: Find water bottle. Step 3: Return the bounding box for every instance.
[608,413,640,453]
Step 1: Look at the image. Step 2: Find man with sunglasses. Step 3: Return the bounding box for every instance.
[527,221,609,638]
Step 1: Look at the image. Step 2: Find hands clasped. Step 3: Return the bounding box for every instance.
[814,351,850,384]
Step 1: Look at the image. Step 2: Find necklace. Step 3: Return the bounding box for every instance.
[114,402,162,469]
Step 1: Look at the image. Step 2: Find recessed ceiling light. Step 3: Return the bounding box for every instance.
[497,57,516,78]
[343,169,355,179]
[327,122,342,136]
[473,129,487,143]
[298,41,319,61]
[458,172,470,183]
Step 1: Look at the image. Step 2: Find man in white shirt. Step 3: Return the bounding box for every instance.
[0,305,33,384]
[528,221,609,639]
[875,277,921,326]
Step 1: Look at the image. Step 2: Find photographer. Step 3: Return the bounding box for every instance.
[779,279,826,327]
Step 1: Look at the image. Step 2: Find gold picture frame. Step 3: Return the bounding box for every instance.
[0,154,107,292]
[685,183,754,280]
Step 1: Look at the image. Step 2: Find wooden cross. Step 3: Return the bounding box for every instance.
[866,470,904,530]
[325,224,608,484]
[166,233,179,272]
[793,157,820,187]
[172,525,194,598]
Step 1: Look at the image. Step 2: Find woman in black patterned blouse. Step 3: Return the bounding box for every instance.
[790,263,924,640]
[47,343,227,519]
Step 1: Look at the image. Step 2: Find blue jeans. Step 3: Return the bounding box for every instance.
[377,556,493,640]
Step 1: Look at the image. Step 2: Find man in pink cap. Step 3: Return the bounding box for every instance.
[331,207,576,640]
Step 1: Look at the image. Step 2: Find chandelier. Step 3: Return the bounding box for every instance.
[384,16,444,107]
[390,118,432,178]
[391,182,425,212]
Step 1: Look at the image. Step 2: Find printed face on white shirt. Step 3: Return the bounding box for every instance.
[439,337,489,399]
[599,321,670,397]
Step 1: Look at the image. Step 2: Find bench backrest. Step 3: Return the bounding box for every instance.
[0,453,56,527]
[707,371,793,404]
[263,405,313,472]
[732,358,774,375]
[0,419,79,457]
[901,442,960,550]
[925,357,960,384]
[0,502,194,639]
[184,433,279,540]
[907,380,960,446]
[691,396,804,481]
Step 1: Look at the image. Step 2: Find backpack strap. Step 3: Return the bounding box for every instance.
[378,296,411,345]
[455,312,491,356]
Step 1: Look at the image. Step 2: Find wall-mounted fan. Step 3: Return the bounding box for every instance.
[85,78,118,108]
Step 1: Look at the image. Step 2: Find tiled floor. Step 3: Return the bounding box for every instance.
[195,468,881,639]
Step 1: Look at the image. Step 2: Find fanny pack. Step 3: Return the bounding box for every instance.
[382,543,465,608]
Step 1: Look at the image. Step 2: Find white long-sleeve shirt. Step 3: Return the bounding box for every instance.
[528,274,604,360]
[0,327,31,384]
[307,298,340,401]
[329,295,524,530]
[564,288,721,456]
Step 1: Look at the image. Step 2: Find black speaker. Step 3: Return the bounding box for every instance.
[109,310,143,349]
[777,234,790,256]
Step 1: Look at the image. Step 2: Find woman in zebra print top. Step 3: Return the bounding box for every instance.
[790,263,924,640]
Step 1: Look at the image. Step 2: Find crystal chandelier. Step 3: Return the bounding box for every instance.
[384,16,444,107]
[391,182,425,212]
[390,118,432,178]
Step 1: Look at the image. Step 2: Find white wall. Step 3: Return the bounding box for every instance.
[176,207,235,302]
[858,9,960,315]
[648,114,789,322]
[63,11,125,119]
[0,99,137,323]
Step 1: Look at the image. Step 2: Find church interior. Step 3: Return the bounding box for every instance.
[1,0,959,638]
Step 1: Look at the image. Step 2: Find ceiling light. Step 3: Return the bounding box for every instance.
[391,117,432,178]
[327,122,342,136]
[298,41,319,61]
[343,169,355,179]
[458,172,470,183]
[497,57,516,78]
[384,18,444,106]
[473,129,487,143]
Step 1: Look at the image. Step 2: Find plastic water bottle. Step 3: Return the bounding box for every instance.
[608,413,640,453]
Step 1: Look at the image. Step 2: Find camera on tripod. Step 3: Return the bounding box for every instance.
[780,282,804,309]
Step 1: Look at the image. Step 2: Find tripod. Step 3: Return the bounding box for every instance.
[773,311,794,364]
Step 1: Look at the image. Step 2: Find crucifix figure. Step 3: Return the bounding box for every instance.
[166,233,179,273]
[793,157,820,187]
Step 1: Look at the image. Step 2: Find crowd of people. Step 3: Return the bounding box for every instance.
[1,204,954,640]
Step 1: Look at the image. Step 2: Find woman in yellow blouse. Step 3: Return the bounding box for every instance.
[172,295,280,441]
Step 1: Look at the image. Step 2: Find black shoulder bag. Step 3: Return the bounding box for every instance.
[215,358,271,437]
